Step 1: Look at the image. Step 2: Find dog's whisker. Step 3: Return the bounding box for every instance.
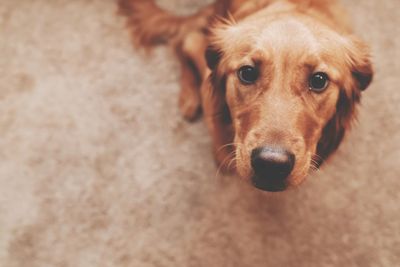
[308,156,321,173]
[226,153,237,172]
[216,142,239,153]
[312,154,323,162]
[215,150,236,178]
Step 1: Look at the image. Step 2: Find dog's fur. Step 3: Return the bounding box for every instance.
[118,0,373,189]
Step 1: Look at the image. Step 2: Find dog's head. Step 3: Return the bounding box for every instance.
[205,10,373,191]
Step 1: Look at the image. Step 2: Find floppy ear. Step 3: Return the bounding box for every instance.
[205,45,222,71]
[348,37,374,91]
[201,44,234,167]
[202,45,231,123]
[204,45,230,121]
[315,90,356,165]
[315,38,373,165]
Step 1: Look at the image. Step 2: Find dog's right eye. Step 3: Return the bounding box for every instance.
[238,65,259,84]
[309,72,329,92]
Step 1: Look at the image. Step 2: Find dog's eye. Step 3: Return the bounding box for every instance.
[309,72,329,92]
[238,65,259,84]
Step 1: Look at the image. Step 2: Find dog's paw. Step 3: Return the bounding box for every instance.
[179,96,201,122]
[178,86,202,121]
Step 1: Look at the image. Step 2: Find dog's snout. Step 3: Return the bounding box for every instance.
[250,146,295,192]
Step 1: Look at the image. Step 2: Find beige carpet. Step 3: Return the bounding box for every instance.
[0,0,399,266]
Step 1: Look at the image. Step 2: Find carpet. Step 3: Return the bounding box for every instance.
[0,0,399,266]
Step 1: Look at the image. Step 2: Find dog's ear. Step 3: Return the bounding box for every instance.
[316,90,356,165]
[201,48,233,164]
[347,37,374,91]
[202,44,231,124]
[316,38,373,165]
[205,45,222,70]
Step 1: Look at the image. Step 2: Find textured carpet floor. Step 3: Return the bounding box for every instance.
[0,0,399,266]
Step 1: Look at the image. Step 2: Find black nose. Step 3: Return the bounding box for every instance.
[251,146,295,192]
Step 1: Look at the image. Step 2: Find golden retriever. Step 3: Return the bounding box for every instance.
[118,0,373,191]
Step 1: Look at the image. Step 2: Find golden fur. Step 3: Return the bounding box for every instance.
[118,0,373,190]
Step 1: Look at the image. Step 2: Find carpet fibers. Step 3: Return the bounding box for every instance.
[0,0,399,266]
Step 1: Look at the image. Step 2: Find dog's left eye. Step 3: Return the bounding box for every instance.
[309,72,329,92]
[238,65,259,84]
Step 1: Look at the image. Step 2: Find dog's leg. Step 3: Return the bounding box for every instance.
[177,30,209,121]
[179,28,236,172]
[181,31,209,78]
[119,0,218,121]
[177,55,202,121]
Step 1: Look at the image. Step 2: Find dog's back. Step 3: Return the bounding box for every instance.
[118,0,214,48]
[118,0,351,50]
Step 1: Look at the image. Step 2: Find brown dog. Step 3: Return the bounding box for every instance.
[119,0,373,192]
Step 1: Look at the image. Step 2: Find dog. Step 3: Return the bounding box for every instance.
[118,0,373,192]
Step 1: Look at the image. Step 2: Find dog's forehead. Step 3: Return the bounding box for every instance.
[217,16,349,74]
[255,18,320,54]
[216,19,324,64]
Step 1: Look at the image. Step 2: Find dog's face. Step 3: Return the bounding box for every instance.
[206,14,372,191]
